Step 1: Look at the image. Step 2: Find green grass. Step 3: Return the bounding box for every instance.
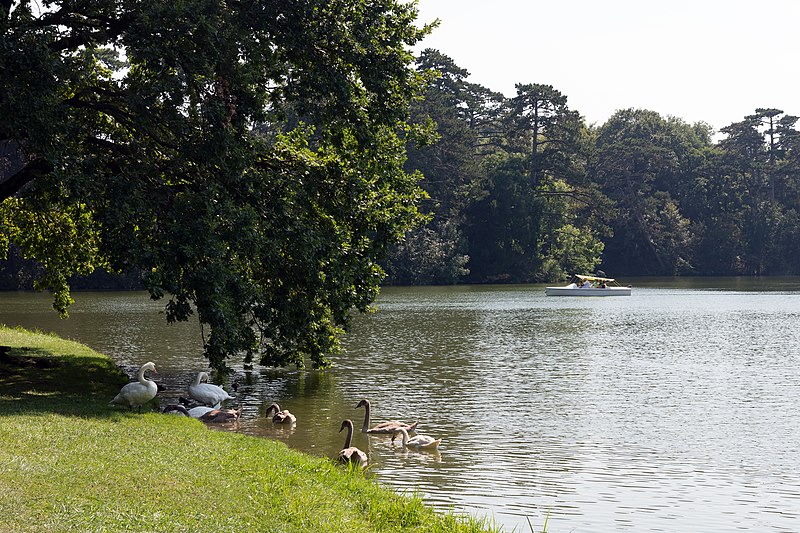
[0,324,499,532]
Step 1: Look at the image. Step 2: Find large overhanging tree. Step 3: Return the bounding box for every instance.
[0,0,432,371]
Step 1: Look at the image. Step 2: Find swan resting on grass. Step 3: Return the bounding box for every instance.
[188,371,234,407]
[266,403,296,424]
[337,419,368,468]
[163,403,242,423]
[356,398,417,434]
[110,362,158,412]
[392,427,441,451]
[176,396,215,418]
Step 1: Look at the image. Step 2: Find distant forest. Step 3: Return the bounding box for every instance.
[383,50,800,284]
[4,48,800,291]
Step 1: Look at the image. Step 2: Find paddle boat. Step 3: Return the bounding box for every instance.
[545,274,631,296]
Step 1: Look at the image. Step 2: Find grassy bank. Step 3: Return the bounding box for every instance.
[0,325,498,532]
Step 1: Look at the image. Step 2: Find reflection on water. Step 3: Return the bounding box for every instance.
[2,279,800,532]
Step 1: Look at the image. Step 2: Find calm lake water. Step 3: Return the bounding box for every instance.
[2,278,800,532]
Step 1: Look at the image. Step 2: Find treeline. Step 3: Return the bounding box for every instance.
[4,48,800,292]
[383,49,800,283]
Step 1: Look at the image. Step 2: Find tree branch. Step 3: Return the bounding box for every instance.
[64,96,181,152]
[47,13,134,52]
[0,158,53,201]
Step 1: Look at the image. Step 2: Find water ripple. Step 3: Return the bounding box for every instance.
[3,284,800,532]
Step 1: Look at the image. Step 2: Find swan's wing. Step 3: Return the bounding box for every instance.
[110,383,131,404]
[189,383,231,406]
[206,383,234,398]
[199,409,240,423]
[338,447,368,467]
[273,411,296,424]
[111,381,157,407]
[369,420,417,433]
[408,435,441,449]
[423,439,442,450]
[187,406,214,417]
[109,391,127,405]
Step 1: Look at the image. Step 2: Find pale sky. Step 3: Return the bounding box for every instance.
[413,0,800,133]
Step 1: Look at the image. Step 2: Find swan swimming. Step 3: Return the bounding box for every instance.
[198,407,242,423]
[266,403,296,424]
[337,419,368,467]
[356,398,417,434]
[392,427,441,450]
[188,371,234,407]
[110,362,158,412]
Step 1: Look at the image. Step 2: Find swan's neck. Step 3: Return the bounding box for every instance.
[137,365,149,384]
[191,373,202,386]
[343,423,353,448]
[166,405,189,416]
[361,402,371,431]
[399,428,409,445]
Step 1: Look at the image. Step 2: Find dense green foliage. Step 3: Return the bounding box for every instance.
[386,51,800,282]
[4,0,800,371]
[0,325,498,533]
[1,0,432,371]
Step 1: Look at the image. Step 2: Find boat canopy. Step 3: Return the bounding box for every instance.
[575,274,616,282]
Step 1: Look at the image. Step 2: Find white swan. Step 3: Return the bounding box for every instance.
[187,405,215,418]
[188,371,234,406]
[163,403,241,423]
[356,398,417,434]
[110,362,158,412]
[266,403,296,424]
[392,427,441,450]
[337,419,368,467]
[163,404,206,417]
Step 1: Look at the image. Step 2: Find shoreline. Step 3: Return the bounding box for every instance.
[0,324,499,533]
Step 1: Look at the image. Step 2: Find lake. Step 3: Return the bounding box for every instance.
[1,278,800,532]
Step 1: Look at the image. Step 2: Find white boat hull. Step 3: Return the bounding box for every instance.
[545,285,631,297]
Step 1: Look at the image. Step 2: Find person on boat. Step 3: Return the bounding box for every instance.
[581,280,591,288]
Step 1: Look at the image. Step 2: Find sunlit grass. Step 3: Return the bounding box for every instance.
[0,324,498,532]
[525,511,549,533]
[0,324,101,358]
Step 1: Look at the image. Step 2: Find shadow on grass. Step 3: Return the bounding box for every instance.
[0,345,140,418]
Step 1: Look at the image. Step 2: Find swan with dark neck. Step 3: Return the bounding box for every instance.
[266,403,296,424]
[163,403,241,423]
[356,399,417,434]
[198,407,241,423]
[337,419,368,467]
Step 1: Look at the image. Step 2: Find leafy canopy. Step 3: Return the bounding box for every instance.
[1,0,433,370]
